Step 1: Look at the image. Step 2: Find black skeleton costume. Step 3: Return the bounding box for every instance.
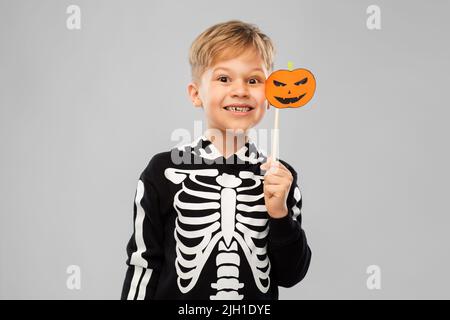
[121,135,312,300]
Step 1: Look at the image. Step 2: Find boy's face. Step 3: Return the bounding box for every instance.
[188,49,269,137]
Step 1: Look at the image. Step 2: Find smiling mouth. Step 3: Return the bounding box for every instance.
[223,105,254,113]
[274,93,306,104]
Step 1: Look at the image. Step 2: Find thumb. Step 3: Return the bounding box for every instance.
[260,156,273,170]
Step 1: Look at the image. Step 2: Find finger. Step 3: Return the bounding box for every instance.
[268,165,285,176]
[264,174,290,186]
[261,158,289,172]
[274,160,289,172]
[264,184,286,197]
[260,156,274,169]
[269,160,292,174]
[265,164,291,178]
[260,159,292,180]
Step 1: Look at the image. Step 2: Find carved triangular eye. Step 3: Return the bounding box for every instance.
[294,77,308,85]
[273,80,286,87]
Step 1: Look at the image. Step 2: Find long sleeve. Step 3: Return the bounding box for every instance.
[267,162,312,288]
[121,162,164,300]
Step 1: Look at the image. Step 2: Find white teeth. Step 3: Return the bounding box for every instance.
[225,106,251,112]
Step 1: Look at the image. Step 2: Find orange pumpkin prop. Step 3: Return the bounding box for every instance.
[265,68,316,109]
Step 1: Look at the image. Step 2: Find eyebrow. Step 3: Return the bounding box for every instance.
[213,67,265,73]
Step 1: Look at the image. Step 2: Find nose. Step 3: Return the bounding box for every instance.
[230,79,249,98]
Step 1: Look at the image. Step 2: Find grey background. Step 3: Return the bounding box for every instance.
[1,0,449,299]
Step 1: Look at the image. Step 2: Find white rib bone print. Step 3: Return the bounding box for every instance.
[164,168,271,299]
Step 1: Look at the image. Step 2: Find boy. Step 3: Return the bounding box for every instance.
[121,20,311,300]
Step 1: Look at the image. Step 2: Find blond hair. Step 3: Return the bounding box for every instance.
[189,20,276,84]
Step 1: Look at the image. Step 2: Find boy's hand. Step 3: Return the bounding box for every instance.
[260,156,294,219]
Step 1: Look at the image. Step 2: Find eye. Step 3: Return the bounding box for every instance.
[248,78,261,84]
[217,76,229,83]
[273,80,286,87]
[294,77,308,85]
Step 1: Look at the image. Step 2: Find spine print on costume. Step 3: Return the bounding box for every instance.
[164,146,271,299]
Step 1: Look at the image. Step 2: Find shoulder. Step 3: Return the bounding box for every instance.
[140,151,173,183]
[138,136,203,181]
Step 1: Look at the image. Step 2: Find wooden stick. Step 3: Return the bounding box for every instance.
[271,61,294,162]
[271,108,280,161]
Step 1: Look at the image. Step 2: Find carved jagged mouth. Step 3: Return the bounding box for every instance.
[274,93,306,104]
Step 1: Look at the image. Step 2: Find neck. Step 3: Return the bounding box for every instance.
[204,129,249,159]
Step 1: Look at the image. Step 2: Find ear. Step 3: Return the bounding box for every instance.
[187,82,203,108]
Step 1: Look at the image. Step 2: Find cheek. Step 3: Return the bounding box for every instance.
[252,88,267,104]
[208,85,227,102]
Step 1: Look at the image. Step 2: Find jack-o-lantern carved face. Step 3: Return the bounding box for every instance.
[265,68,316,109]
